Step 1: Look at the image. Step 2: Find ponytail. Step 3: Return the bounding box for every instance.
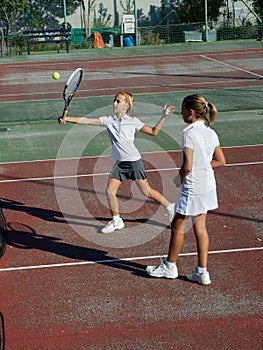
[206,101,217,125]
[182,94,217,126]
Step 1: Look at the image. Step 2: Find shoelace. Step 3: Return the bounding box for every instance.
[152,258,166,271]
[107,220,114,226]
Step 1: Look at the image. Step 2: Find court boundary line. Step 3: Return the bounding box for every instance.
[0,247,262,272]
[2,48,261,69]
[2,47,262,70]
[200,54,263,79]
[0,160,262,183]
[0,144,262,166]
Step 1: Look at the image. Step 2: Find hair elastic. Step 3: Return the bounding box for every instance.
[123,92,130,104]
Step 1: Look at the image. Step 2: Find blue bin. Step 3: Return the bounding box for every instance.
[123,36,134,47]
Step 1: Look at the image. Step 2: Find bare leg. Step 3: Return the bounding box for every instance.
[106,178,122,216]
[167,213,186,263]
[192,214,209,268]
[135,178,170,208]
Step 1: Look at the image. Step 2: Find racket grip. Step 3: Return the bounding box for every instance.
[62,108,68,118]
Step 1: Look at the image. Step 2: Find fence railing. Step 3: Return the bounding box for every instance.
[138,22,262,45]
[1,22,262,56]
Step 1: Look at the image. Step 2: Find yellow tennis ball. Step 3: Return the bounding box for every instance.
[52,72,60,80]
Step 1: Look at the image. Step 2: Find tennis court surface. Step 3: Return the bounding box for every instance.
[0,44,262,348]
[0,145,262,349]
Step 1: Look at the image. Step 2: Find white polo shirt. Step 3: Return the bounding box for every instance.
[99,114,144,161]
[181,120,220,194]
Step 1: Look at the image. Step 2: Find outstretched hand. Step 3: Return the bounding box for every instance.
[162,104,175,118]
[58,116,66,125]
[58,108,68,125]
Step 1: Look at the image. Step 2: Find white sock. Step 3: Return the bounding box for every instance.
[166,203,174,212]
[196,266,207,274]
[112,215,120,222]
[164,260,176,269]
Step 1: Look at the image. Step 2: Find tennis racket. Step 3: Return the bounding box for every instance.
[63,67,83,111]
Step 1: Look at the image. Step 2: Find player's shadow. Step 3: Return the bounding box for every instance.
[1,198,84,224]
[4,222,147,275]
[0,311,5,350]
[4,222,191,280]
[211,210,263,223]
[1,198,166,231]
[1,198,168,277]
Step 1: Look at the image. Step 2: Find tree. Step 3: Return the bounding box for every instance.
[0,0,81,33]
[78,0,96,38]
[252,0,263,39]
[93,3,112,28]
[23,0,80,30]
[120,0,134,15]
[0,0,29,33]
[253,0,263,17]
[0,0,29,54]
[139,5,165,26]
[179,0,225,25]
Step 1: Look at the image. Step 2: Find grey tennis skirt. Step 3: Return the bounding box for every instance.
[110,160,147,181]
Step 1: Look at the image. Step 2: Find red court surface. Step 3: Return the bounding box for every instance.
[0,146,262,349]
[1,48,263,102]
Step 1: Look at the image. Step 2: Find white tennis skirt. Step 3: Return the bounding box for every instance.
[175,188,218,216]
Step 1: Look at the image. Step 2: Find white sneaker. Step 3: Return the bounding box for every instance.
[146,260,178,279]
[101,218,125,234]
[186,268,211,285]
[167,203,175,222]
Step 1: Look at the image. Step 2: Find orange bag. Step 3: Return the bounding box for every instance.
[93,31,104,48]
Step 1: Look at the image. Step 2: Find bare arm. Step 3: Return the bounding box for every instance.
[211,145,226,168]
[58,109,101,126]
[179,147,193,182]
[140,105,175,136]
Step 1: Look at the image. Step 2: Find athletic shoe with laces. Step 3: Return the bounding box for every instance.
[101,218,125,234]
[186,268,211,285]
[146,260,178,279]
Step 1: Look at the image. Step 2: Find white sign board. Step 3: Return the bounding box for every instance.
[121,15,135,34]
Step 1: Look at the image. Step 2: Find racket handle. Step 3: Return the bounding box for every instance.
[58,109,68,124]
[62,108,68,118]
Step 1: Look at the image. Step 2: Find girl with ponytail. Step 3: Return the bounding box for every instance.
[59,91,175,234]
[147,94,226,285]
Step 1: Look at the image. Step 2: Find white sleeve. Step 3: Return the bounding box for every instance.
[99,116,110,127]
[133,117,145,131]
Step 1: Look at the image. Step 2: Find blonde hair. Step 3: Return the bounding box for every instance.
[115,91,134,114]
[182,94,217,125]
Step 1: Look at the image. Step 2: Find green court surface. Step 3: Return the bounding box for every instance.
[1,40,262,163]
[0,88,262,163]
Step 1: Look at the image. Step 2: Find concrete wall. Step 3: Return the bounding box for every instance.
[67,0,161,28]
[67,0,257,29]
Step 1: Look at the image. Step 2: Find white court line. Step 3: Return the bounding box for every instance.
[200,54,263,79]
[2,74,261,101]
[0,247,262,272]
[6,49,262,65]
[0,144,262,165]
[0,160,262,183]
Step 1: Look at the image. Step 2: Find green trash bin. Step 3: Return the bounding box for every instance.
[71,28,85,43]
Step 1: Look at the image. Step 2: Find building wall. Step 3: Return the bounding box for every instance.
[67,0,257,29]
[67,0,161,28]
[228,0,257,24]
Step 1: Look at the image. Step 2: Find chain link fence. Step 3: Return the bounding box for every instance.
[1,21,262,56]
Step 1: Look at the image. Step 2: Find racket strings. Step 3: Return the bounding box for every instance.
[63,68,83,110]
[66,73,81,97]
